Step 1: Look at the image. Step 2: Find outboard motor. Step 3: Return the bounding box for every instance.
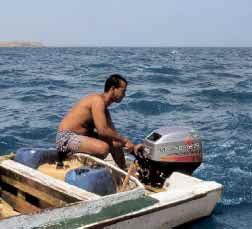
[136,126,203,187]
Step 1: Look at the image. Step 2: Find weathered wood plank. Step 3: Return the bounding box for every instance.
[0,196,20,219]
[1,190,40,214]
[0,175,65,207]
[0,153,15,162]
[0,160,99,205]
[17,190,26,200]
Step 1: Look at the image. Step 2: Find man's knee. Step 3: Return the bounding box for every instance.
[112,140,123,149]
[97,142,110,159]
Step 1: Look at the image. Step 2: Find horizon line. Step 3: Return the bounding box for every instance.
[3,45,252,48]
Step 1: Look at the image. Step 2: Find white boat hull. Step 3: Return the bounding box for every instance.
[0,153,223,229]
[81,173,222,229]
[84,189,221,229]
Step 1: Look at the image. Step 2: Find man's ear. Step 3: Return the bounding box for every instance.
[108,86,115,95]
[110,86,115,91]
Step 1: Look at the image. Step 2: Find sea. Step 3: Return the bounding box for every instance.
[0,47,252,229]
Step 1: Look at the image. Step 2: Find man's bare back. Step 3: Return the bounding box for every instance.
[56,74,140,169]
[58,94,102,136]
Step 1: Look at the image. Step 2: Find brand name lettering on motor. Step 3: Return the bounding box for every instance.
[176,143,200,152]
[158,143,200,154]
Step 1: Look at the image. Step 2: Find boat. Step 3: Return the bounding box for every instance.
[0,126,223,228]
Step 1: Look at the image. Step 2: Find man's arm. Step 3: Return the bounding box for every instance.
[91,97,128,144]
[105,109,116,130]
[106,107,135,149]
[105,107,144,159]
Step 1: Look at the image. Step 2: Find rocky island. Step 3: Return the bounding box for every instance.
[0,41,44,47]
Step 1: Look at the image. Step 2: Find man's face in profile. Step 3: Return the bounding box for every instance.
[114,80,127,103]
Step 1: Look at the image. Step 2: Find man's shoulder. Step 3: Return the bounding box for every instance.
[81,93,104,105]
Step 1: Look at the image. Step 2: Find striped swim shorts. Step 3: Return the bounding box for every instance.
[56,130,82,155]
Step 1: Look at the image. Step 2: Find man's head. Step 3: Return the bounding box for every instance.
[104,74,128,103]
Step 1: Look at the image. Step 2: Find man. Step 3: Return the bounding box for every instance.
[56,74,141,169]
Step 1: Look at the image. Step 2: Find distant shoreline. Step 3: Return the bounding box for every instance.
[0,43,252,48]
[0,41,44,48]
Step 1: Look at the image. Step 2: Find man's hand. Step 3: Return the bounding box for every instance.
[124,141,145,158]
[133,144,145,157]
[124,140,135,153]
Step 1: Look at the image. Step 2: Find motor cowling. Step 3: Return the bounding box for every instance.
[137,126,203,187]
[144,126,202,163]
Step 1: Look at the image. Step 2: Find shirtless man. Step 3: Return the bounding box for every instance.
[56,74,141,169]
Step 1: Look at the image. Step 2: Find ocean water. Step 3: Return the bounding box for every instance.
[0,47,252,228]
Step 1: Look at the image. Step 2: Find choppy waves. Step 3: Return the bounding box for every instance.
[1,47,252,227]
[192,88,252,103]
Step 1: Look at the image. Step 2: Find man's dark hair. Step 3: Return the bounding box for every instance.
[104,74,127,92]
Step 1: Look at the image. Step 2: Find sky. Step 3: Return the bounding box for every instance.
[1,0,252,47]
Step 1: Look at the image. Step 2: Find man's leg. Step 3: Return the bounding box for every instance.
[76,135,110,159]
[109,140,127,170]
[91,135,126,169]
[78,136,127,170]
[74,133,126,169]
